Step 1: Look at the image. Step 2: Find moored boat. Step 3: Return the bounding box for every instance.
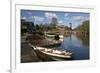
[45,32,64,42]
[29,43,72,60]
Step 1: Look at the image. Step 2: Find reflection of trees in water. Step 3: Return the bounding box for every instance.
[64,33,72,40]
[76,33,89,46]
[64,32,89,46]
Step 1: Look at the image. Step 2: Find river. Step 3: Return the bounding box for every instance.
[56,34,89,60]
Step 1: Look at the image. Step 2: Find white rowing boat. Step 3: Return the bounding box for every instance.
[29,43,72,59]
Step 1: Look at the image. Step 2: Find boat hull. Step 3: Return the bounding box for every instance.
[29,43,73,61]
[34,49,72,61]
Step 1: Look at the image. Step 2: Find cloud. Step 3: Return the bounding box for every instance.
[64,13,70,20]
[21,17,27,20]
[65,13,69,17]
[72,16,84,20]
[58,20,63,24]
[45,12,57,19]
[26,11,32,15]
[32,16,44,22]
[72,16,89,21]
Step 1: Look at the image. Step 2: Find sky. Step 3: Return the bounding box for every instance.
[21,10,89,29]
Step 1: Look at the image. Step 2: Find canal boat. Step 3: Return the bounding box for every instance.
[45,32,64,42]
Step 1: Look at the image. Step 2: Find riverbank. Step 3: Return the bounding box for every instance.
[21,35,62,63]
[21,42,41,63]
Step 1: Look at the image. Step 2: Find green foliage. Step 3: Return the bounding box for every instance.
[64,26,71,30]
[76,34,89,45]
[36,24,39,30]
[21,19,35,34]
[51,17,58,28]
[74,20,89,32]
[74,20,90,45]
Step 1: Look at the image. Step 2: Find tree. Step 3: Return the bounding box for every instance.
[74,20,89,32]
[51,17,58,28]
[36,24,39,30]
[69,23,72,30]
[21,19,35,34]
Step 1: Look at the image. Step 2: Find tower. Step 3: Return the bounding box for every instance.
[69,23,72,30]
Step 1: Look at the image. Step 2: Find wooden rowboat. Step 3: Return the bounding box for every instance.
[29,43,72,60]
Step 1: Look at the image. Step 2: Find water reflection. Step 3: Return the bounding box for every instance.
[76,34,89,46]
[57,34,89,60]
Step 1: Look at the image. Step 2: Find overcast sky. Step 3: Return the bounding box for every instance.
[21,10,89,29]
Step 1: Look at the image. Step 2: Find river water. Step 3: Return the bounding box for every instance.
[57,34,89,60]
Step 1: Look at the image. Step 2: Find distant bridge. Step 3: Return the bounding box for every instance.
[65,30,89,35]
[45,30,89,35]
